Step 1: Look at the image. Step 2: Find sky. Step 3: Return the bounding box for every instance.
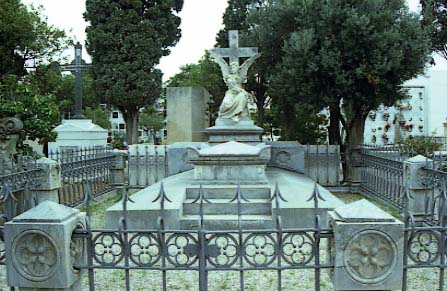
[22,0,447,81]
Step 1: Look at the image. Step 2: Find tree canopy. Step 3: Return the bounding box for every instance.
[85,0,183,144]
[250,0,431,179]
[0,0,69,78]
[421,0,447,60]
[0,76,60,153]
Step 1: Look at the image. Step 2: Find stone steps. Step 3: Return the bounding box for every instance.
[180,214,274,230]
[181,186,273,230]
[182,198,272,215]
[185,187,271,199]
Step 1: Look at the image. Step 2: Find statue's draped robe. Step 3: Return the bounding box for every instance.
[219,74,249,120]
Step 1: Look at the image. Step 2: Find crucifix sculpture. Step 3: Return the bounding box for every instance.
[61,42,91,119]
[210,30,261,122]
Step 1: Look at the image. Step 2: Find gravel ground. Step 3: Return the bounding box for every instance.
[0,192,444,290]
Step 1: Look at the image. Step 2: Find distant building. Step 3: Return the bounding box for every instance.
[108,97,166,144]
[364,70,447,145]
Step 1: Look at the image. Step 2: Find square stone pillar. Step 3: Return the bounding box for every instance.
[34,157,61,204]
[329,199,404,291]
[167,87,211,143]
[403,155,432,222]
[111,150,127,187]
[5,201,86,291]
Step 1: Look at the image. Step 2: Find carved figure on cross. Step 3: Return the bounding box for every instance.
[210,30,261,122]
[212,30,258,65]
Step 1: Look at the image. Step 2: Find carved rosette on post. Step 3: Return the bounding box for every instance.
[328,199,404,291]
[0,117,23,156]
[5,201,86,290]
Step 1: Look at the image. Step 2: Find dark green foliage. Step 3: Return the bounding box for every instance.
[398,136,443,156]
[0,76,60,149]
[139,106,165,144]
[273,103,328,145]
[421,0,447,60]
[84,107,110,130]
[251,0,430,180]
[85,0,183,144]
[0,0,69,78]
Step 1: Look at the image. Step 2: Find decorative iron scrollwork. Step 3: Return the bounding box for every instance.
[243,233,276,267]
[281,232,315,266]
[93,232,124,266]
[408,230,440,264]
[166,233,199,267]
[129,233,161,267]
[206,234,238,268]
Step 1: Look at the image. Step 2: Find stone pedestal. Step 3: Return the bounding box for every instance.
[34,158,61,203]
[188,141,271,184]
[329,200,404,291]
[205,117,263,145]
[5,201,86,291]
[0,117,23,157]
[48,119,108,152]
[166,87,211,143]
[403,155,432,222]
[110,150,126,187]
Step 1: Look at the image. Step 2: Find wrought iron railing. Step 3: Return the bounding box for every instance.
[72,183,333,291]
[305,145,342,186]
[0,154,43,220]
[49,147,116,207]
[360,149,405,209]
[127,145,167,188]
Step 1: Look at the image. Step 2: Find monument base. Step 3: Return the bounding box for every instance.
[48,119,108,152]
[206,117,263,145]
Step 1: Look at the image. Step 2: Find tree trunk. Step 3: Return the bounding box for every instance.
[343,115,366,183]
[257,104,265,129]
[328,108,341,145]
[123,110,139,145]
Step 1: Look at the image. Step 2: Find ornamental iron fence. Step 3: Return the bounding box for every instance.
[360,147,406,209]
[305,145,342,186]
[127,145,167,188]
[0,154,43,220]
[48,147,116,207]
[70,183,332,291]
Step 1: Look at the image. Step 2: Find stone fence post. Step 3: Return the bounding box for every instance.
[5,201,86,291]
[111,150,127,187]
[34,157,61,204]
[329,199,404,291]
[403,155,432,223]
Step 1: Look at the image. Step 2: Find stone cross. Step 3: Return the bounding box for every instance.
[61,42,91,119]
[211,30,258,64]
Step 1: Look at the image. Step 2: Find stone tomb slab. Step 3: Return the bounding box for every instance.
[105,167,345,230]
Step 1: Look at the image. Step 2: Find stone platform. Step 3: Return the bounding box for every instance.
[105,167,344,230]
[205,117,263,145]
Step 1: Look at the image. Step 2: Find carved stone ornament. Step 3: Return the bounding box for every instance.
[0,117,23,139]
[344,230,397,284]
[12,230,59,281]
[276,151,291,164]
[70,225,85,273]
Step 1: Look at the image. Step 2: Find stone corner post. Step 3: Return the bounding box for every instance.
[34,157,61,204]
[350,145,364,188]
[5,201,86,291]
[111,150,127,187]
[403,154,431,223]
[328,199,404,291]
